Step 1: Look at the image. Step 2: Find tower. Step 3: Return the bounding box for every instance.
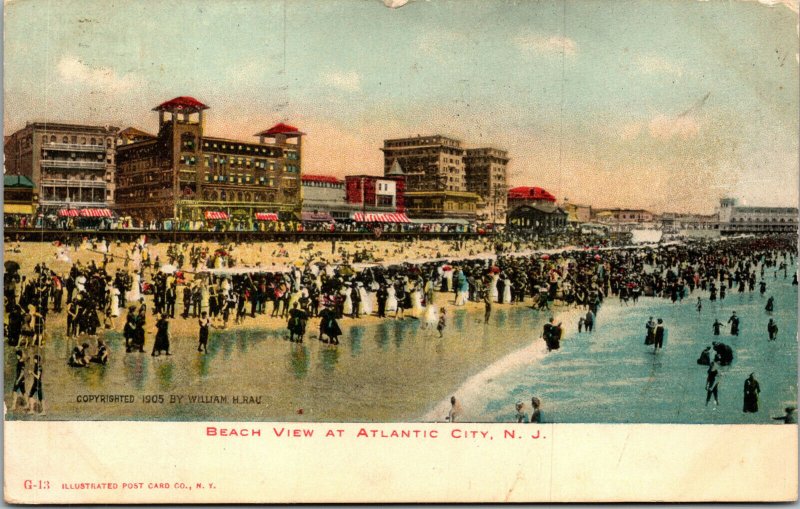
[152,96,208,218]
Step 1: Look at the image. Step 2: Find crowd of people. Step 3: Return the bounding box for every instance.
[4,232,797,421]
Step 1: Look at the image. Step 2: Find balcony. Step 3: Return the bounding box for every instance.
[41,159,106,170]
[41,178,106,189]
[43,142,106,153]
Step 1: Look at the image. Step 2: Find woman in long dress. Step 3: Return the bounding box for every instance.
[126,272,141,303]
[109,287,120,318]
[342,285,353,316]
[385,283,398,314]
[410,281,423,318]
[490,273,500,303]
[503,275,512,304]
[358,283,372,316]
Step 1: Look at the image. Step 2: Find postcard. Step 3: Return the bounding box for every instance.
[3,0,798,503]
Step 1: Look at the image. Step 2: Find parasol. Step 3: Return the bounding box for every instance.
[4,260,20,272]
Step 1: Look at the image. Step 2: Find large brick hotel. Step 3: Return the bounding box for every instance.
[114,96,303,226]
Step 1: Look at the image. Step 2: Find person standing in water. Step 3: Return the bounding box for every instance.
[767,318,778,341]
[705,362,720,407]
[765,296,774,313]
[653,318,666,352]
[712,318,722,336]
[696,297,702,313]
[743,373,760,413]
[437,307,446,338]
[198,311,210,353]
[645,317,655,345]
[728,311,740,336]
[530,397,542,423]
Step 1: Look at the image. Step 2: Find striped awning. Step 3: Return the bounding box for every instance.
[58,209,80,217]
[79,208,112,218]
[205,211,229,220]
[255,212,279,221]
[353,212,410,223]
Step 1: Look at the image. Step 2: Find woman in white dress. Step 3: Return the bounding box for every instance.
[342,286,353,316]
[503,275,512,304]
[126,273,141,302]
[109,287,121,317]
[358,283,372,316]
[385,283,398,314]
[490,273,500,303]
[410,281,423,318]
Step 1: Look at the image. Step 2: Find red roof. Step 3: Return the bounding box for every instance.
[508,186,557,202]
[302,174,342,184]
[153,96,209,111]
[255,123,304,136]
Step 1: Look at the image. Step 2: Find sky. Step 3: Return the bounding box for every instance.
[4,0,799,213]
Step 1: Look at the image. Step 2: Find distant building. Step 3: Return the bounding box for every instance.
[507,204,568,233]
[381,135,466,192]
[464,147,509,223]
[381,135,482,220]
[661,212,720,236]
[114,96,303,226]
[300,174,347,222]
[592,208,658,224]
[4,122,119,215]
[117,127,156,145]
[717,198,797,235]
[345,174,405,213]
[505,185,566,232]
[3,175,37,225]
[562,201,593,224]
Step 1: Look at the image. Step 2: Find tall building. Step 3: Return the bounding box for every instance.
[381,135,466,192]
[381,135,481,221]
[4,122,119,214]
[114,97,303,226]
[464,147,509,223]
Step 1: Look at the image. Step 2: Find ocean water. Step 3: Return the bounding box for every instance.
[458,267,798,424]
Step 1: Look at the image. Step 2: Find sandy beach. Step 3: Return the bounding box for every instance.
[5,237,580,422]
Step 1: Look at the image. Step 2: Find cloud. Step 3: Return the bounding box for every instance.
[322,70,362,92]
[648,114,701,140]
[637,56,683,77]
[514,34,578,56]
[57,55,138,93]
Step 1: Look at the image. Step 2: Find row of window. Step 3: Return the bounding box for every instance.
[42,135,113,147]
[202,141,284,157]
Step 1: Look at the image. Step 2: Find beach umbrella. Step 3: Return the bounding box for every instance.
[594,254,602,260]
[160,264,177,274]
[490,266,501,274]
[4,260,20,272]
[540,254,550,260]
[441,265,453,272]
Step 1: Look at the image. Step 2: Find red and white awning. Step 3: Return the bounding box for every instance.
[58,208,111,218]
[79,208,112,218]
[205,211,229,220]
[255,212,279,221]
[353,212,410,223]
